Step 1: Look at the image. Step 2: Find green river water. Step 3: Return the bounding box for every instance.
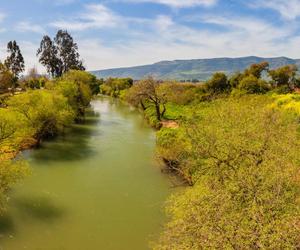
[0,97,172,250]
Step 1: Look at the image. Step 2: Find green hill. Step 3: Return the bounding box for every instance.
[91,56,300,81]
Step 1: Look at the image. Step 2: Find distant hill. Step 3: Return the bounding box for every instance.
[91,56,300,81]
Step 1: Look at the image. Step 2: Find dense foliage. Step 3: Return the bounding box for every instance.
[154,97,300,249]
[100,77,132,97]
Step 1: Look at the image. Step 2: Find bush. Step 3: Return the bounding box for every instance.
[159,82,199,105]
[54,70,94,118]
[0,160,29,214]
[60,70,101,95]
[100,78,133,97]
[206,72,230,93]
[7,90,75,143]
[155,96,300,249]
[272,94,300,117]
[238,75,270,94]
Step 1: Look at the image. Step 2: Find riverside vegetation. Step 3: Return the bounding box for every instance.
[0,30,101,216]
[101,61,300,249]
[2,28,300,248]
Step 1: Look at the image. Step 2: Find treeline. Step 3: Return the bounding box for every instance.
[208,62,299,94]
[0,70,99,212]
[0,31,101,213]
[102,62,300,127]
[0,30,86,95]
[100,62,300,248]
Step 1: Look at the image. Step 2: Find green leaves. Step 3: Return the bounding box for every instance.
[7,89,75,142]
[155,96,300,249]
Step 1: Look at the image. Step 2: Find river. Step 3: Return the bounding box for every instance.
[0,97,172,250]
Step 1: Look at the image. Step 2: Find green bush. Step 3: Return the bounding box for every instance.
[155,96,300,249]
[206,72,230,93]
[7,90,75,143]
[100,77,133,97]
[238,75,269,94]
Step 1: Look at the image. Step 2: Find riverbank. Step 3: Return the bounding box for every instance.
[0,97,172,250]
[99,68,300,248]
[0,70,100,217]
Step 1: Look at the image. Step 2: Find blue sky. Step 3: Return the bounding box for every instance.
[0,0,300,72]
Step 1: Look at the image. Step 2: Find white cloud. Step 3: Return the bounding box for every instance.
[251,0,300,20]
[15,21,45,34]
[76,14,300,71]
[12,3,300,73]
[0,40,44,74]
[50,4,122,31]
[120,0,217,8]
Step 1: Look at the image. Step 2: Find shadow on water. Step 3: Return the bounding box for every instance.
[82,111,100,126]
[13,196,65,222]
[28,110,101,164]
[0,214,15,234]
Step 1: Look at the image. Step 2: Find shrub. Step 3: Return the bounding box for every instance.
[100,77,133,97]
[7,90,75,143]
[238,75,270,94]
[206,72,230,93]
[0,160,29,214]
[155,96,300,249]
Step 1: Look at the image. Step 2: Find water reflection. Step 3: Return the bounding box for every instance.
[0,214,14,234]
[13,196,65,222]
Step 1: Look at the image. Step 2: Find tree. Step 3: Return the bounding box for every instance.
[37,31,85,77]
[54,30,85,73]
[126,77,167,121]
[269,65,297,89]
[0,109,18,145]
[54,70,93,118]
[101,77,133,97]
[4,41,25,79]
[244,61,269,78]
[37,35,62,77]
[155,97,300,249]
[0,109,29,214]
[206,72,230,93]
[0,62,16,92]
[0,160,29,214]
[238,75,269,94]
[229,72,244,88]
[21,68,48,90]
[7,90,75,144]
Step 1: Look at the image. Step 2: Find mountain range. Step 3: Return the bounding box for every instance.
[91,56,300,81]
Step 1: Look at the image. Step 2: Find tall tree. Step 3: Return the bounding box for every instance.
[244,61,269,78]
[54,30,85,73]
[269,65,297,89]
[4,41,25,78]
[37,31,85,77]
[37,35,62,77]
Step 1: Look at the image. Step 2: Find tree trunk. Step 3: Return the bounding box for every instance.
[161,104,166,118]
[140,101,146,111]
[155,103,161,121]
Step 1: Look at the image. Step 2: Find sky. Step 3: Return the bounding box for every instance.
[0,0,300,72]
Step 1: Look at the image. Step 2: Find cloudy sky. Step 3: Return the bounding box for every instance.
[0,0,300,72]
